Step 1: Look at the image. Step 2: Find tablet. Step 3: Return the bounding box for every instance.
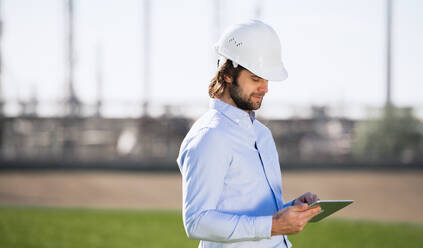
[307,200,354,223]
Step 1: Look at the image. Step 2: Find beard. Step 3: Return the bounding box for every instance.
[229,79,264,111]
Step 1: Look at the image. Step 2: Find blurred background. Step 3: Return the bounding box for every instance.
[0,0,422,167]
[0,0,422,247]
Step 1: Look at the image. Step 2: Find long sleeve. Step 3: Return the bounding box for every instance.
[177,128,273,242]
[282,200,294,209]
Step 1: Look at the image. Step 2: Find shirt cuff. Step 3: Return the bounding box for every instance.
[282,200,295,209]
[254,215,273,239]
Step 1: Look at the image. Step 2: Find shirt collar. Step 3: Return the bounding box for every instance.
[209,98,255,124]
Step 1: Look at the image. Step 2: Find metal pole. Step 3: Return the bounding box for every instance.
[95,43,103,117]
[0,0,3,116]
[0,0,4,158]
[142,0,150,117]
[386,0,392,107]
[66,0,80,117]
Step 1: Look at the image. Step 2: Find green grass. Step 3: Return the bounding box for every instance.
[0,206,422,248]
[291,219,423,248]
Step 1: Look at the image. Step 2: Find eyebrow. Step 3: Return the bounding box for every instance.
[250,75,263,80]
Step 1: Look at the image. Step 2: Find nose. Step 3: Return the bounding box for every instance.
[259,80,268,93]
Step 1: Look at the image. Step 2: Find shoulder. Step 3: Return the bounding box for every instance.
[254,119,272,136]
[181,110,231,152]
[177,111,232,167]
[192,109,231,130]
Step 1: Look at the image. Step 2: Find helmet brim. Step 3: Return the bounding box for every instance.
[258,64,288,82]
[241,62,288,82]
[216,49,288,82]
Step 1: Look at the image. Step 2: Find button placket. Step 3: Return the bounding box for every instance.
[255,141,280,211]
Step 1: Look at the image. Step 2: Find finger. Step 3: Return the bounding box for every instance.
[299,206,320,219]
[311,194,318,203]
[305,211,320,222]
[305,194,314,205]
[311,206,322,216]
[296,207,321,223]
[304,206,321,218]
[292,203,309,211]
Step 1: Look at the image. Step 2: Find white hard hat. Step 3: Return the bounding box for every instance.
[215,19,288,81]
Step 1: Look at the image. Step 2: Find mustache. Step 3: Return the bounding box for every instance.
[251,93,265,97]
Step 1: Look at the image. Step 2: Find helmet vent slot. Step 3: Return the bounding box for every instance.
[228,37,243,48]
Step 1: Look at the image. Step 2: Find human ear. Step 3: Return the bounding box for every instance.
[224,75,233,84]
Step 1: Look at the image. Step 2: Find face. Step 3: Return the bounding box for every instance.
[228,69,268,111]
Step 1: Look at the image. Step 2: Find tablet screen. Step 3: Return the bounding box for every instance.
[308,200,354,222]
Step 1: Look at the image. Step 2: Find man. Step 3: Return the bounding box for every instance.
[177,20,321,248]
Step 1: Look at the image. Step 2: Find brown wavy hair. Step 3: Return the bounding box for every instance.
[208,59,245,98]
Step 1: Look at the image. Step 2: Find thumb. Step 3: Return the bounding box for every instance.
[292,203,309,211]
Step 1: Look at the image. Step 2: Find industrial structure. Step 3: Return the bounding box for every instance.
[0,0,422,169]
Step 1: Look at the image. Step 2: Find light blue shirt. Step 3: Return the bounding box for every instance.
[177,98,294,248]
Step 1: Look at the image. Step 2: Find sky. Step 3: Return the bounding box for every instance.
[1,0,422,118]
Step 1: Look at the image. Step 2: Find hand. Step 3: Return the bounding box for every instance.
[271,203,321,235]
[293,192,319,206]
